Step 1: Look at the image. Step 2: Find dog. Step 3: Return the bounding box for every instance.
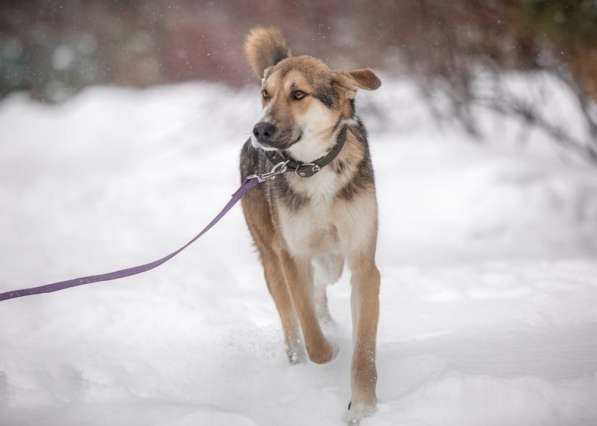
[239,27,381,424]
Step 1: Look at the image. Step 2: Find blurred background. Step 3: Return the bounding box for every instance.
[1,0,596,162]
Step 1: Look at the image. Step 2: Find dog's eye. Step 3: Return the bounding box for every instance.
[291,90,307,101]
[261,89,270,100]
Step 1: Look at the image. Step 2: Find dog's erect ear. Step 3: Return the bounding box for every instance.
[245,27,290,80]
[333,68,381,97]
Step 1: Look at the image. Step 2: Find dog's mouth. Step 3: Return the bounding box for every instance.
[287,131,302,147]
[251,130,302,151]
[250,136,278,151]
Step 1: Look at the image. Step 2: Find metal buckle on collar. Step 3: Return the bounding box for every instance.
[248,160,289,183]
[295,163,321,178]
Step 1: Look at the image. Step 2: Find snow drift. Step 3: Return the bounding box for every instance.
[1,75,597,426]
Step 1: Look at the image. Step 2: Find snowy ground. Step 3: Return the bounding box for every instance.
[1,76,597,426]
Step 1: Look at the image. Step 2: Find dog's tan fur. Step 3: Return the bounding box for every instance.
[240,27,381,423]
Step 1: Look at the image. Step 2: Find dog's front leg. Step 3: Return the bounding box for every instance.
[347,252,380,423]
[261,250,305,364]
[279,250,335,364]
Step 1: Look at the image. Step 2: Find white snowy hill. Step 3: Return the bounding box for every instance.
[1,76,597,426]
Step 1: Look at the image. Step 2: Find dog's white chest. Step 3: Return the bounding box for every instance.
[280,199,340,256]
[277,170,376,258]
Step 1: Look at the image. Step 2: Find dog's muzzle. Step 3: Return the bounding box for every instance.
[252,122,277,145]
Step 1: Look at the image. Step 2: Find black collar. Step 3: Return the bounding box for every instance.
[264,125,348,178]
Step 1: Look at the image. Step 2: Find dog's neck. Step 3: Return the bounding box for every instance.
[281,117,362,203]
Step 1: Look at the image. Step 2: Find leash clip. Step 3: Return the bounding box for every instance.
[249,160,289,183]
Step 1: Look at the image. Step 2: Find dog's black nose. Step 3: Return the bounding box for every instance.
[253,122,277,143]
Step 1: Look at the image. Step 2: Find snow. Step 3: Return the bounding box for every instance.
[1,75,597,426]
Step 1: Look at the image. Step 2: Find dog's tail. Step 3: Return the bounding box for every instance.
[245,26,290,79]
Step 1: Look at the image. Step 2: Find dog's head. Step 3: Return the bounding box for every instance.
[245,27,381,158]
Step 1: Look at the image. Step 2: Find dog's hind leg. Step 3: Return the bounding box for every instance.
[313,254,344,324]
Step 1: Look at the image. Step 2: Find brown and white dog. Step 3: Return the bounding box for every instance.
[239,27,381,424]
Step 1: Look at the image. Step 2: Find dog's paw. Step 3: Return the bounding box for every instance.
[308,340,338,364]
[344,400,376,425]
[286,348,307,365]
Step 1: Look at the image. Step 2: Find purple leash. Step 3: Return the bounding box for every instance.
[0,176,266,302]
